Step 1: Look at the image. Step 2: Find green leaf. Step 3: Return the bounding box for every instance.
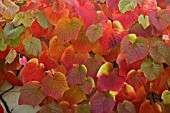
[0,33,7,51]
[75,104,91,113]
[140,59,162,81]
[22,37,42,57]
[5,49,17,64]
[13,11,34,27]
[138,14,150,29]
[161,90,170,104]
[150,41,170,65]
[5,36,20,47]
[118,0,137,14]
[3,23,24,39]
[86,23,103,43]
[36,11,49,30]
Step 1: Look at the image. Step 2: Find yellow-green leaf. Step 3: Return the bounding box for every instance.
[5,49,17,64]
[138,14,150,29]
[118,0,137,14]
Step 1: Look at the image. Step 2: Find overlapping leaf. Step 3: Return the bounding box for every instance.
[120,34,149,64]
[22,37,42,57]
[66,64,87,86]
[75,104,90,113]
[56,17,82,42]
[18,81,46,107]
[118,0,137,14]
[161,90,170,104]
[63,85,86,106]
[41,72,69,100]
[117,100,136,113]
[20,58,46,84]
[149,41,170,65]
[90,91,116,113]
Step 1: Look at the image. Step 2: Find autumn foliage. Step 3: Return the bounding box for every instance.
[0,0,170,113]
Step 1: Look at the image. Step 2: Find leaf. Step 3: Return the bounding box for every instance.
[56,17,82,42]
[90,91,116,113]
[36,10,49,29]
[112,7,140,28]
[78,2,97,28]
[140,59,162,81]
[30,21,48,38]
[149,10,170,32]
[3,23,24,39]
[72,28,92,52]
[0,0,19,19]
[41,72,69,100]
[18,81,46,107]
[149,41,170,65]
[79,77,95,95]
[120,34,149,64]
[22,37,42,57]
[38,101,64,113]
[20,58,46,84]
[39,50,58,70]
[75,104,90,113]
[63,85,86,106]
[138,14,150,29]
[118,0,137,14]
[142,0,157,13]
[5,49,17,64]
[66,64,87,86]
[0,33,7,51]
[5,71,23,86]
[12,11,34,27]
[106,0,120,12]
[0,104,4,113]
[162,90,170,104]
[86,23,103,43]
[61,45,89,69]
[117,100,136,113]
[126,69,147,91]
[97,62,126,91]
[139,100,162,113]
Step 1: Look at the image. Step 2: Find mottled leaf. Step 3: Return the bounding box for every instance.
[36,10,49,29]
[120,34,149,64]
[140,59,162,81]
[22,37,42,57]
[75,104,90,113]
[18,81,46,107]
[86,23,103,43]
[149,41,170,65]
[66,64,87,86]
[90,91,116,113]
[118,0,137,14]
[138,14,150,29]
[63,85,86,106]
[5,49,17,64]
[56,17,82,42]
[41,72,69,100]
[117,100,136,113]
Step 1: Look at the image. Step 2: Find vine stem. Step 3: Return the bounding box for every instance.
[0,86,14,113]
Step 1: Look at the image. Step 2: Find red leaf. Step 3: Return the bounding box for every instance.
[142,0,157,14]
[0,68,5,87]
[139,100,162,113]
[106,0,120,12]
[78,2,97,28]
[5,71,23,86]
[18,81,46,107]
[90,91,116,113]
[39,50,58,70]
[20,58,46,84]
[66,64,87,86]
[116,83,136,102]
[41,72,69,100]
[30,21,48,38]
[149,10,170,32]
[97,62,126,91]
[61,45,89,69]
[120,34,149,64]
[112,7,141,29]
[0,47,10,60]
[126,70,147,91]
[63,85,86,106]
[0,104,4,113]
